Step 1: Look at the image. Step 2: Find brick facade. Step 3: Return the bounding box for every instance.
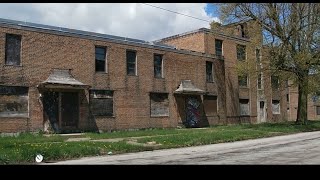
[0,18,294,133]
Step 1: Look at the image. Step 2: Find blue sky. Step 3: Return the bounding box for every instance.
[0,3,220,41]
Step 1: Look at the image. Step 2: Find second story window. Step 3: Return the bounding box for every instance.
[258,73,262,90]
[215,39,223,57]
[238,75,248,87]
[95,46,106,72]
[154,54,163,78]
[206,61,214,82]
[5,34,22,66]
[271,76,279,89]
[126,50,137,76]
[237,45,246,61]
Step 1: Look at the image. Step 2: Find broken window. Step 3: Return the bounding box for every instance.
[0,86,28,117]
[90,90,113,116]
[126,50,137,75]
[271,76,279,89]
[272,100,280,114]
[154,54,163,78]
[5,34,21,66]
[238,75,248,87]
[203,95,217,116]
[239,99,250,116]
[150,93,169,117]
[206,61,214,82]
[237,44,246,61]
[95,46,106,72]
[215,39,223,57]
[317,106,320,115]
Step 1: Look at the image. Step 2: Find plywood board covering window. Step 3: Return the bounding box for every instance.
[317,106,320,115]
[272,100,280,114]
[203,95,217,116]
[239,99,250,116]
[0,86,28,117]
[150,93,169,117]
[90,90,113,116]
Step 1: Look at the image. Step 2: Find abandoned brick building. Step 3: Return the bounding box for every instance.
[0,17,309,133]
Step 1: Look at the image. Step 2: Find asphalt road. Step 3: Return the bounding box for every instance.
[52,131,320,165]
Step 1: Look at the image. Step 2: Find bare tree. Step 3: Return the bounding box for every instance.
[216,3,320,124]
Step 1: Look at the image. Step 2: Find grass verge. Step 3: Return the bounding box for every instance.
[1,120,320,164]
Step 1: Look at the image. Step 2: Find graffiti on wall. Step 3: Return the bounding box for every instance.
[186,97,200,128]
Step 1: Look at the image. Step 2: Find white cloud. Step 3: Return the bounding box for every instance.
[0,3,219,41]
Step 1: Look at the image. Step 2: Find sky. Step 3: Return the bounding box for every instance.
[0,3,220,41]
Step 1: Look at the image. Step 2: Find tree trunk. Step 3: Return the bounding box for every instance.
[296,76,308,125]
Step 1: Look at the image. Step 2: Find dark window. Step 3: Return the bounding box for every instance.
[206,61,214,82]
[5,34,21,66]
[95,46,106,72]
[287,94,289,102]
[203,95,218,116]
[317,106,320,115]
[237,45,246,61]
[256,49,261,64]
[215,39,223,57]
[126,50,136,75]
[239,99,250,116]
[150,93,169,117]
[271,76,279,89]
[258,73,262,89]
[90,90,113,116]
[0,86,28,117]
[238,75,248,87]
[240,24,245,38]
[272,100,280,114]
[154,54,163,78]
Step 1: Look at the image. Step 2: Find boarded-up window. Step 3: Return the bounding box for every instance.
[206,61,214,82]
[0,86,28,117]
[204,95,217,116]
[215,39,223,57]
[237,44,246,61]
[317,106,320,115]
[127,50,137,75]
[150,93,169,117]
[90,90,113,116]
[95,46,106,72]
[238,75,248,87]
[5,34,21,66]
[239,99,250,116]
[272,100,280,114]
[154,54,163,78]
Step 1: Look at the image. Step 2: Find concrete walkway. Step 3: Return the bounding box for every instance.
[52,131,320,165]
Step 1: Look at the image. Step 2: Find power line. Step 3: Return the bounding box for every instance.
[140,3,212,23]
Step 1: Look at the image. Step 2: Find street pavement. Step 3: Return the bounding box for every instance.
[51,131,320,164]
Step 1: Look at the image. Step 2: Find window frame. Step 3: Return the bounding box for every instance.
[5,33,22,66]
[95,46,107,73]
[215,39,223,58]
[89,89,114,117]
[206,61,214,83]
[272,100,281,114]
[126,50,137,76]
[316,106,320,115]
[238,75,248,88]
[154,54,163,79]
[237,44,246,61]
[239,99,250,116]
[150,92,169,117]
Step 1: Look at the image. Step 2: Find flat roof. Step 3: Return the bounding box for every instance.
[155,27,250,43]
[0,18,217,59]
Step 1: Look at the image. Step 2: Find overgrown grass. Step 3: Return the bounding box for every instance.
[1,121,320,164]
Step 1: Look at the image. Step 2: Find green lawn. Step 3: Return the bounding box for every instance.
[1,121,320,164]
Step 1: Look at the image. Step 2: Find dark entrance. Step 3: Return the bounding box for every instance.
[43,91,79,133]
[185,96,201,128]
